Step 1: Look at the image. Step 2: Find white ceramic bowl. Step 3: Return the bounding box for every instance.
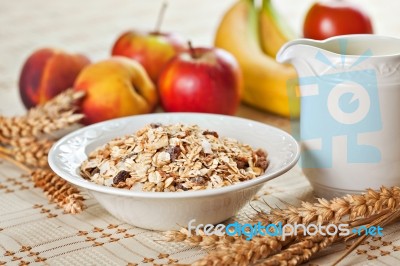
[48,113,299,230]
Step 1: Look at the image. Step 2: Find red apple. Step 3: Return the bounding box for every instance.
[303,1,373,40]
[111,31,186,83]
[19,48,90,109]
[158,45,243,115]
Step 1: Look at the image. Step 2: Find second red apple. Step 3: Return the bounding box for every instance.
[111,31,186,83]
[158,45,242,115]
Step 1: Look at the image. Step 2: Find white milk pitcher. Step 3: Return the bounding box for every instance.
[277,35,400,198]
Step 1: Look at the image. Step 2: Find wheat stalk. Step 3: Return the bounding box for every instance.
[6,138,54,168]
[0,152,31,172]
[256,234,337,266]
[164,228,237,249]
[31,169,85,214]
[254,187,400,226]
[333,208,400,265]
[0,89,84,144]
[181,186,400,266]
[165,187,400,253]
[0,89,87,213]
[192,235,294,266]
[191,210,400,266]
[0,150,86,214]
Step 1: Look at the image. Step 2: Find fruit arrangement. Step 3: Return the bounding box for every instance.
[17,0,374,124]
[1,2,386,265]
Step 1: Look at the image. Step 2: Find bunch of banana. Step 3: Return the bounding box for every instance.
[215,0,300,118]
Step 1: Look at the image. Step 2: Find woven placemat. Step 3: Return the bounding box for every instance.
[2,161,400,265]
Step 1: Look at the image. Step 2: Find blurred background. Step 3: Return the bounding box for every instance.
[0,0,399,115]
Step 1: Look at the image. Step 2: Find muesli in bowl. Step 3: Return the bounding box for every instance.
[80,123,269,192]
[48,113,299,230]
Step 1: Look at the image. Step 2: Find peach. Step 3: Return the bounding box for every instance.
[73,56,158,125]
[19,48,90,108]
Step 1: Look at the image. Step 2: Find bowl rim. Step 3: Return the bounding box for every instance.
[48,113,300,199]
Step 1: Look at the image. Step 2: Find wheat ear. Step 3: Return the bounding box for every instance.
[192,235,294,266]
[254,187,400,225]
[31,169,85,214]
[0,89,84,144]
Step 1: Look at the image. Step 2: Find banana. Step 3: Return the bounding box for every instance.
[259,0,295,57]
[214,0,299,118]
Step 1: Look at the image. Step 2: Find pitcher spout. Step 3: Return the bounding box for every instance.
[276,39,322,64]
[276,39,326,78]
[278,34,400,72]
